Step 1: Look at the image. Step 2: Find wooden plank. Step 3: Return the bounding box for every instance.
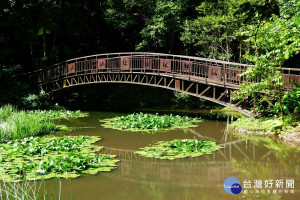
[199,86,211,97]
[185,82,194,92]
[175,79,180,90]
[217,89,228,101]
[235,95,248,107]
[140,75,145,83]
[157,77,163,85]
[167,79,174,87]
[149,76,153,84]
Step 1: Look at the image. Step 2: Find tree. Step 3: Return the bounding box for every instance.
[104,0,156,50]
[234,0,300,118]
[136,0,184,53]
[180,0,250,61]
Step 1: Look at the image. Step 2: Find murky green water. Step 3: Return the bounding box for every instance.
[45,112,299,200]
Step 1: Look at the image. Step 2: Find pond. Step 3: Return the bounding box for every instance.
[43,112,299,200]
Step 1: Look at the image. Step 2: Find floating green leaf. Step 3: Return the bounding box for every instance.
[0,136,118,182]
[100,112,202,132]
[135,139,222,160]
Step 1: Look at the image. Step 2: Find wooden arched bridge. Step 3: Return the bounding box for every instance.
[31,52,300,117]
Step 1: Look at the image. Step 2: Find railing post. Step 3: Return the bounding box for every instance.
[158,54,160,75]
[144,53,146,74]
[118,53,120,73]
[107,54,109,73]
[188,58,191,80]
[253,95,256,117]
[130,53,133,73]
[172,56,174,77]
[223,64,226,87]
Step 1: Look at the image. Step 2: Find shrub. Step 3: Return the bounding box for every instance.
[273,87,300,120]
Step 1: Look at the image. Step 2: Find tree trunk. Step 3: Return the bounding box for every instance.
[239,41,242,62]
[30,42,35,68]
[43,34,47,58]
[168,31,174,53]
[278,90,284,119]
[226,37,229,61]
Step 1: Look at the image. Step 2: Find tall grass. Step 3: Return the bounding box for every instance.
[0,179,63,200]
[0,180,43,200]
[0,105,57,141]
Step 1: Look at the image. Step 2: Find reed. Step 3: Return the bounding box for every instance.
[0,179,43,200]
[0,105,57,141]
[0,178,64,200]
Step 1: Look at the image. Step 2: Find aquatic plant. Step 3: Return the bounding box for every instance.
[26,109,87,119]
[0,105,57,141]
[1,179,45,200]
[135,139,222,160]
[0,136,118,182]
[0,105,87,141]
[100,112,202,132]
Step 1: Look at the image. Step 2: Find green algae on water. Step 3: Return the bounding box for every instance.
[0,136,119,182]
[135,139,222,160]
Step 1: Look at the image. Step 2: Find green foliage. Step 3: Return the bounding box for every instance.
[230,117,284,132]
[230,115,300,134]
[181,0,249,61]
[0,105,57,141]
[0,65,29,107]
[234,0,300,117]
[0,136,119,182]
[0,105,86,141]
[0,0,93,66]
[135,139,222,160]
[172,91,191,105]
[1,0,299,119]
[100,112,202,132]
[21,91,52,110]
[105,0,154,30]
[26,110,88,119]
[273,87,300,120]
[136,0,184,52]
[105,0,190,52]
[20,90,70,111]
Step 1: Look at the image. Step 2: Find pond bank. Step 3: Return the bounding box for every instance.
[229,117,300,147]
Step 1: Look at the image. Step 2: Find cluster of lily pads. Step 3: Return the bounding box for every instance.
[0,136,118,182]
[0,109,220,183]
[100,112,202,132]
[135,139,222,160]
[26,109,87,119]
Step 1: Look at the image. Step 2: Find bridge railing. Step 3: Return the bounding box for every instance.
[35,52,299,89]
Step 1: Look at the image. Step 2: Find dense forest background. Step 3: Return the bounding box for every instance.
[0,0,299,114]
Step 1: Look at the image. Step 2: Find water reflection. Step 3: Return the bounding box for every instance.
[48,112,300,200]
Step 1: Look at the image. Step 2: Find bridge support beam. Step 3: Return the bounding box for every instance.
[40,72,253,117]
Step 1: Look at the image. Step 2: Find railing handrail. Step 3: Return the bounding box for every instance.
[23,52,299,91]
[64,52,253,67]
[24,52,299,74]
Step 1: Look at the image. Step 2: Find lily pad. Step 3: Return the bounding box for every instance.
[135,139,222,160]
[100,112,202,132]
[0,136,119,182]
